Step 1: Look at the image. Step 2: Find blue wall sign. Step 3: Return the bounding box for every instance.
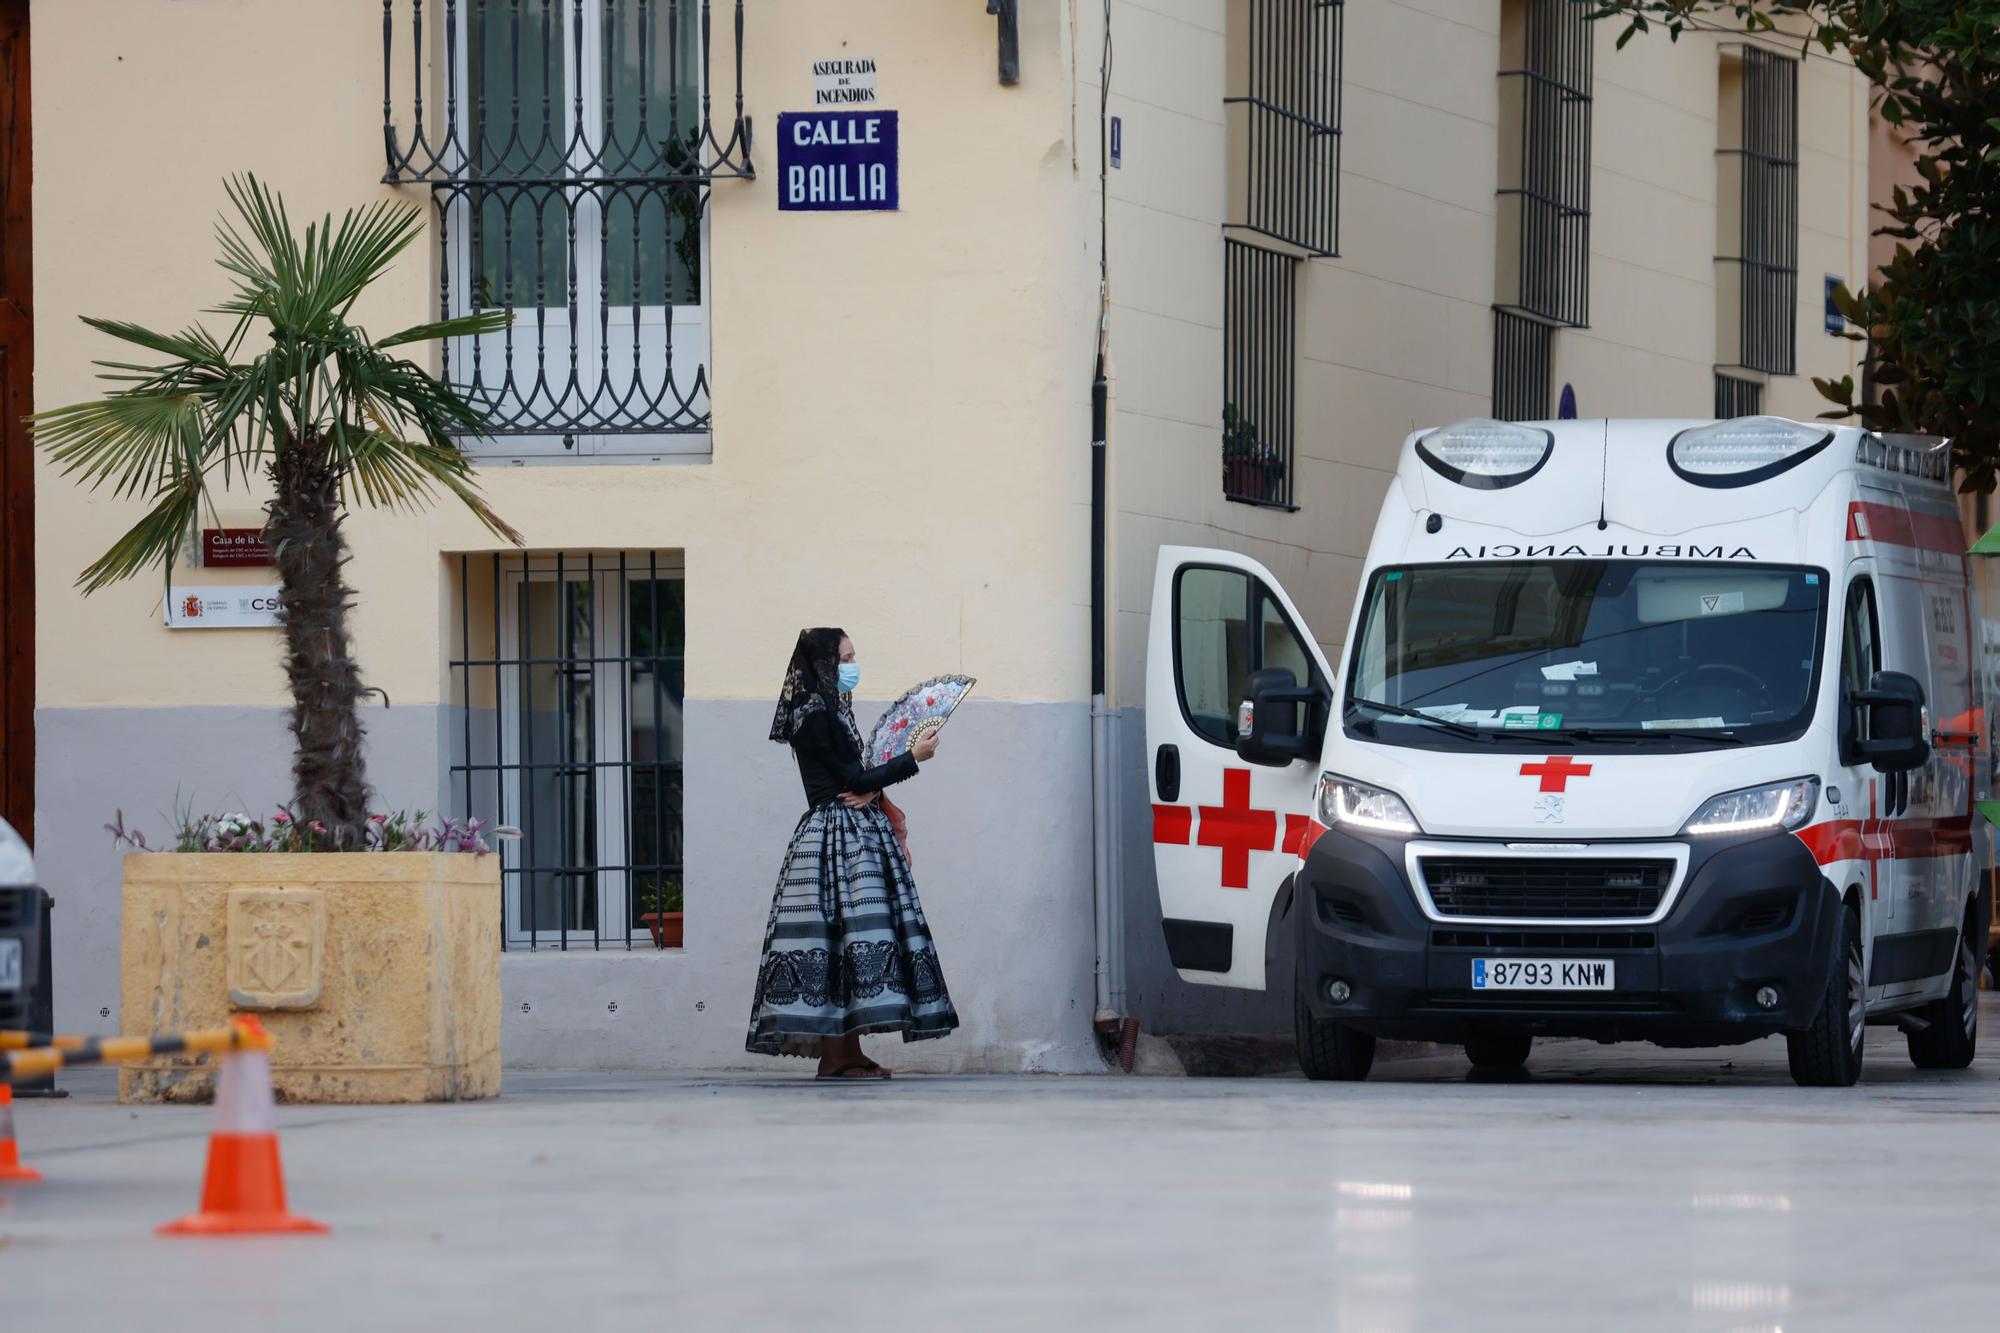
[778,110,899,212]
[1824,274,1845,335]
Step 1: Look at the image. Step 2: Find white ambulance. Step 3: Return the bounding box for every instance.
[1148,417,1992,1086]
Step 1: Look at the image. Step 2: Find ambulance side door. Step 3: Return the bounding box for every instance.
[1870,547,1947,1002]
[1147,547,1334,990]
[1912,538,1975,993]
[1835,564,1894,1002]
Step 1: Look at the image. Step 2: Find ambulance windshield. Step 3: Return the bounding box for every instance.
[1346,561,1829,750]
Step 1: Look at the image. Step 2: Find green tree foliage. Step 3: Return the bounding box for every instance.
[34,177,521,846]
[1596,0,2000,489]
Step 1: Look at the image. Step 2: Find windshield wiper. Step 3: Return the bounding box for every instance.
[1347,697,1491,743]
[1350,700,1750,748]
[1562,727,1745,747]
[1348,698,1601,745]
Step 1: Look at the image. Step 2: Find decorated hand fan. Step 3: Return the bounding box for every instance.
[867,675,977,765]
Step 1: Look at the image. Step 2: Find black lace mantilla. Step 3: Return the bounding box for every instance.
[756,940,947,1011]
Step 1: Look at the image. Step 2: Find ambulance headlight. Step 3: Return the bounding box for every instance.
[1317,774,1422,836]
[1668,418,1832,488]
[1682,777,1819,836]
[1415,420,1553,490]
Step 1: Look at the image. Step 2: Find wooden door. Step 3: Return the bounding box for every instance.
[0,0,31,844]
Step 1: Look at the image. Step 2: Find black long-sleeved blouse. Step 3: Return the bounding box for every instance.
[791,706,919,809]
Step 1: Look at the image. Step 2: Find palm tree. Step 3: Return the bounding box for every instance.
[33,176,521,849]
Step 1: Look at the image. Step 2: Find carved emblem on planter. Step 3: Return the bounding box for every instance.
[226,889,326,1009]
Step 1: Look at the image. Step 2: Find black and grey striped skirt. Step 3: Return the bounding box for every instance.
[745,803,960,1057]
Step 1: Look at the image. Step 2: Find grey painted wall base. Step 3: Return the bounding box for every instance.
[35,698,1105,1074]
[35,704,447,1039]
[502,699,1103,1072]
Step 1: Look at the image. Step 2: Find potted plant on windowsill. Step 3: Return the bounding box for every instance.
[638,879,685,950]
[33,177,524,1105]
[1222,402,1282,503]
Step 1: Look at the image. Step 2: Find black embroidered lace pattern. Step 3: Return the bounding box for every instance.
[755,940,948,1010]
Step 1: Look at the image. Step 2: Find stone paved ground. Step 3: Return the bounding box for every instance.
[7,1003,2000,1331]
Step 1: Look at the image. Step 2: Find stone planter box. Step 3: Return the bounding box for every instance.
[119,852,501,1104]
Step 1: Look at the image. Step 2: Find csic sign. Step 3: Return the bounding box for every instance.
[164,585,285,630]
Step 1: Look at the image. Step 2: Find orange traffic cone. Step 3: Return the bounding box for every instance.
[0,1083,41,1183]
[158,1018,326,1236]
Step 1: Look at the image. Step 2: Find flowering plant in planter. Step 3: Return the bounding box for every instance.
[636,878,685,949]
[107,808,518,856]
[41,179,520,1103]
[1222,403,1285,502]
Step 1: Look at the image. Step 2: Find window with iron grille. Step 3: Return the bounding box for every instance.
[1493,309,1553,422]
[450,552,685,950]
[1714,371,1764,418]
[1224,240,1299,509]
[1717,46,1798,377]
[1495,0,1592,329]
[382,2,752,460]
[1224,0,1344,258]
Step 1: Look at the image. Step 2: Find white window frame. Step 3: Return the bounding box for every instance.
[446,5,712,464]
[496,552,685,948]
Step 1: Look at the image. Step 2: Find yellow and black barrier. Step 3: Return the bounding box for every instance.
[0,1022,272,1084]
[0,1032,92,1052]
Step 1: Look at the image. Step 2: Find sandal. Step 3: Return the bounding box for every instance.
[815,1061,890,1081]
[856,1057,893,1079]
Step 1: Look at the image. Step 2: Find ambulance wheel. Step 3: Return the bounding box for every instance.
[1463,1031,1533,1071]
[1787,905,1864,1088]
[1294,985,1375,1081]
[1907,916,1979,1071]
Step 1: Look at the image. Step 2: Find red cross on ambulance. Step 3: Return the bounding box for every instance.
[1520,755,1592,792]
[1152,768,1324,890]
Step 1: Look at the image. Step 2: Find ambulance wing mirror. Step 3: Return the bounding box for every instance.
[1855,670,1930,773]
[1236,668,1328,768]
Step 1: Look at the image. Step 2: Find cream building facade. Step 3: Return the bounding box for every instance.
[17,0,1872,1067]
[1098,0,1872,1033]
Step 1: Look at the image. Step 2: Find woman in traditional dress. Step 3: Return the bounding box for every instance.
[746,628,960,1079]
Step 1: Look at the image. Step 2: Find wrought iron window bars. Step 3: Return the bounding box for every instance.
[1491,0,1591,422]
[1225,0,1343,259]
[1493,309,1554,423]
[1495,0,1593,330]
[1715,371,1764,418]
[382,0,750,187]
[451,551,685,950]
[1224,240,1299,510]
[1718,46,1798,378]
[1217,1,1333,508]
[381,2,752,449]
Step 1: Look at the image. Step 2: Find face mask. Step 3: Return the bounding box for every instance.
[837,663,862,694]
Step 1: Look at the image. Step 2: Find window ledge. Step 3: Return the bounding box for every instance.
[501,946,690,959]
[1224,493,1300,513]
[476,435,715,468]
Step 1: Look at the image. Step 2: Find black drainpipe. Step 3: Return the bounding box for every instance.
[1091,362,1106,696]
[1089,2,1131,1065]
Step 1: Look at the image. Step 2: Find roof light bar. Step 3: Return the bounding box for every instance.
[1415,420,1554,490]
[1668,418,1832,488]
